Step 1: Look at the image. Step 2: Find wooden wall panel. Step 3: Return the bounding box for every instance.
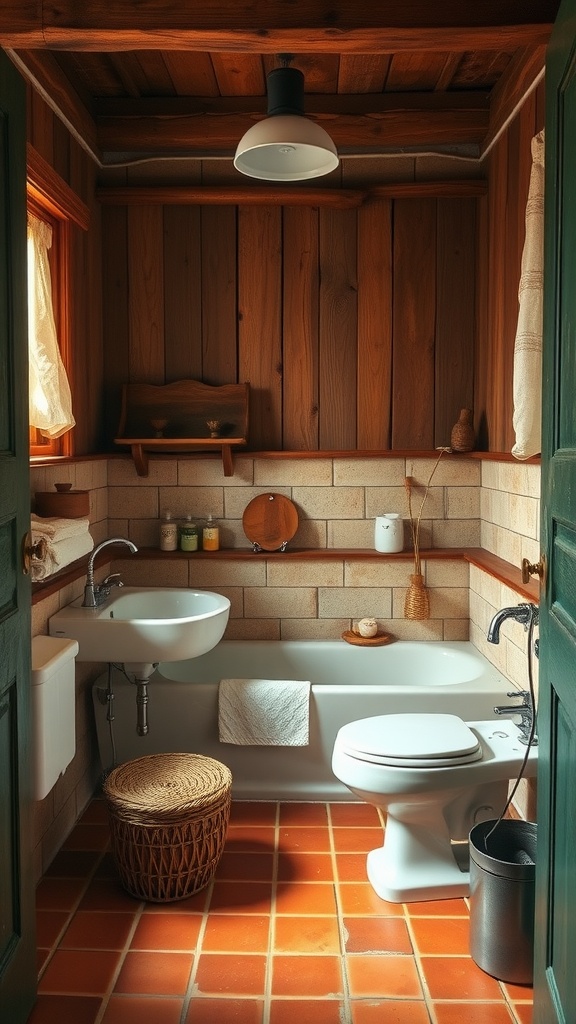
[127,205,164,383]
[201,205,237,386]
[238,205,282,450]
[357,199,392,450]
[435,198,476,447]
[392,199,436,449]
[101,206,129,447]
[163,205,202,383]
[283,206,319,450]
[319,207,357,450]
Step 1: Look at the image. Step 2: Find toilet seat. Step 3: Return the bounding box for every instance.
[336,713,483,768]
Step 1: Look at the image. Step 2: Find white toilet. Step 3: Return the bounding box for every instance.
[331,712,538,903]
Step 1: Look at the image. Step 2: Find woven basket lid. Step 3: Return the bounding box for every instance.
[103,753,232,818]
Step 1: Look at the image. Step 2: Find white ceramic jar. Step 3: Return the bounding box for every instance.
[374,513,403,553]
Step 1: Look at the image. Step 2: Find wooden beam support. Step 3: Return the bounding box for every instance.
[482,44,547,155]
[0,1,558,52]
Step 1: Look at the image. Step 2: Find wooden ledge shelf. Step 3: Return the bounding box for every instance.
[117,438,246,477]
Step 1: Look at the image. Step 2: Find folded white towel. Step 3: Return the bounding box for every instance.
[218,679,311,746]
[31,514,91,542]
[31,531,94,581]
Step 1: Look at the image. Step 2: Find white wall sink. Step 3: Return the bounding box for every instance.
[48,587,230,664]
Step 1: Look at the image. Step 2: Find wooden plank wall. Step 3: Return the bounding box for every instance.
[474,80,545,453]
[101,195,478,452]
[26,87,103,455]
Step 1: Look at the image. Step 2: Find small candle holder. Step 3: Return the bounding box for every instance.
[150,418,168,438]
[206,419,221,438]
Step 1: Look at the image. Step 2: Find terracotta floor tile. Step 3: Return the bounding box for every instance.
[38,949,121,995]
[62,823,110,852]
[410,915,471,955]
[114,951,194,995]
[502,980,533,1001]
[351,999,431,1024]
[225,826,276,850]
[329,803,381,827]
[100,995,183,1023]
[36,877,87,911]
[25,994,102,1024]
[279,803,329,826]
[343,916,412,954]
[331,828,383,853]
[273,915,340,953]
[278,827,331,852]
[229,802,278,826]
[513,1003,533,1023]
[277,851,334,883]
[79,798,109,824]
[271,955,343,997]
[44,850,101,878]
[215,852,274,881]
[78,878,142,913]
[433,1002,516,1024]
[420,956,504,1000]
[130,912,203,950]
[202,914,270,952]
[93,853,119,880]
[275,881,337,915]
[209,881,273,915]
[36,910,70,949]
[194,953,267,995]
[143,889,208,914]
[334,853,370,883]
[185,997,265,1023]
[346,954,423,999]
[406,897,469,917]
[61,910,136,950]
[338,883,403,916]
[37,948,51,974]
[269,999,347,1023]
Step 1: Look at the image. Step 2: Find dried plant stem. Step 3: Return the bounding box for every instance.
[406,449,448,574]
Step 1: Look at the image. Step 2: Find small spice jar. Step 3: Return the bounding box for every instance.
[202,515,220,551]
[179,515,199,552]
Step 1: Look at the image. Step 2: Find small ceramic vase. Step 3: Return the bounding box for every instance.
[375,513,404,553]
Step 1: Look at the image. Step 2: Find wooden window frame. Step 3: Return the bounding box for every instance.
[26,144,90,458]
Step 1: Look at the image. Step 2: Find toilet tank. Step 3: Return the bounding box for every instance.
[32,635,79,800]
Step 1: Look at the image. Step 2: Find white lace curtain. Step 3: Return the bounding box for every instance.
[28,213,75,438]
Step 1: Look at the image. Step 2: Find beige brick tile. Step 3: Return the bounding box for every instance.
[469,565,501,608]
[224,486,291,518]
[428,587,469,619]
[254,458,332,486]
[107,458,178,486]
[126,519,161,548]
[497,461,541,499]
[443,619,469,641]
[365,486,411,521]
[244,587,317,618]
[108,486,159,519]
[179,457,254,486]
[388,619,444,641]
[109,558,189,587]
[509,494,540,539]
[292,486,364,519]
[32,593,60,636]
[432,519,480,547]
[266,560,343,587]
[318,587,391,619]
[446,487,480,519]
[293,519,327,548]
[425,560,469,587]
[481,461,501,489]
[220,520,252,548]
[333,458,406,486]
[89,486,108,523]
[206,586,243,618]
[344,560,411,587]
[280,619,351,640]
[190,560,266,587]
[403,484,444,520]
[327,520,374,548]
[160,485,224,519]
[406,456,480,486]
[469,621,508,674]
[224,618,280,640]
[75,460,108,490]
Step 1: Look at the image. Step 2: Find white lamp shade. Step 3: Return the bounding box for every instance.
[234,114,339,181]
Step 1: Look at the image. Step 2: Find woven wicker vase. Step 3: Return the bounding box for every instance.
[450,407,475,452]
[404,572,430,620]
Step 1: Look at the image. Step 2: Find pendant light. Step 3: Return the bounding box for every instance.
[234,56,339,181]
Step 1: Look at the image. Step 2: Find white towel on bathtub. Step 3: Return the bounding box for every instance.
[218,679,310,746]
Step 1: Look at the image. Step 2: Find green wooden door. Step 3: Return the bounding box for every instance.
[0,50,35,1023]
[534,3,576,1021]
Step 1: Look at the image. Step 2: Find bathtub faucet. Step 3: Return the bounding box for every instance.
[494,690,537,746]
[82,537,138,607]
[486,602,539,644]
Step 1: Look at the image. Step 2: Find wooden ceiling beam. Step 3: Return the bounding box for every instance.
[482,44,547,154]
[97,108,489,155]
[0,1,558,52]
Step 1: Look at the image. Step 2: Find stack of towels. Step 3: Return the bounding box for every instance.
[218,678,311,746]
[30,513,93,581]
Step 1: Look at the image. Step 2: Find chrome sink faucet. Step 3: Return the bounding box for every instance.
[494,690,537,745]
[82,537,138,608]
[486,602,539,644]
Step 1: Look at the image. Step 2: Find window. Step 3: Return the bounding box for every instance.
[26,145,90,458]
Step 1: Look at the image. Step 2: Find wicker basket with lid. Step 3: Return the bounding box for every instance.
[103,752,232,902]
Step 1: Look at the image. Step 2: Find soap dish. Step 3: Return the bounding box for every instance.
[341,630,395,647]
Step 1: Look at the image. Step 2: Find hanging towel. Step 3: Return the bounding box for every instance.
[31,514,91,542]
[218,679,311,746]
[512,130,544,460]
[31,531,94,581]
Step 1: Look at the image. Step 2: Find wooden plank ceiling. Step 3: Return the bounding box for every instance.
[0,1,560,165]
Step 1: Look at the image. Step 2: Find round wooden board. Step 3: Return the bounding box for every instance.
[242,493,299,551]
[341,630,395,647]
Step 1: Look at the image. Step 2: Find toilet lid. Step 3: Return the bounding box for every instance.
[336,713,483,768]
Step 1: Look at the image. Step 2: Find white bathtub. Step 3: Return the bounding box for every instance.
[92,640,513,800]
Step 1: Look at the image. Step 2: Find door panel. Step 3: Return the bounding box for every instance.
[534,2,576,1021]
[0,50,35,1023]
